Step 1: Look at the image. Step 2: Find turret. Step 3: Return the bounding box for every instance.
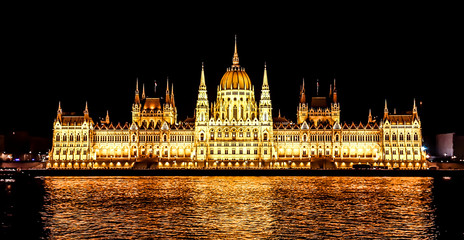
[195,62,209,123]
[384,99,389,119]
[84,101,89,119]
[56,101,62,123]
[259,62,272,122]
[297,78,308,124]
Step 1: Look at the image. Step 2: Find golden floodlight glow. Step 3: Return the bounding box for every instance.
[47,37,427,170]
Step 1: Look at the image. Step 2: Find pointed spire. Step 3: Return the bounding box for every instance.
[57,101,62,114]
[200,62,206,87]
[136,78,139,93]
[384,99,389,119]
[142,83,146,100]
[332,78,338,103]
[368,108,372,122]
[299,78,306,103]
[232,34,239,67]
[105,110,110,124]
[134,78,140,104]
[57,101,62,122]
[262,62,269,89]
[316,78,320,96]
[165,77,170,104]
[278,109,281,118]
[84,101,89,117]
[171,83,175,108]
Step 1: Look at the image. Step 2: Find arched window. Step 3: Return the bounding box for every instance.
[76,134,80,142]
[303,134,307,142]
[392,133,397,141]
[233,106,238,120]
[414,133,419,141]
[385,134,389,141]
[200,133,204,141]
[263,133,268,141]
[55,133,60,142]
[63,134,67,142]
[83,134,87,142]
[399,133,404,141]
[164,134,167,142]
[69,134,74,142]
[406,133,411,141]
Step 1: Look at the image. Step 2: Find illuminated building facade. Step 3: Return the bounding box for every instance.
[47,37,427,169]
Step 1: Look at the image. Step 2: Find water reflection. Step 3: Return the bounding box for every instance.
[1,176,463,239]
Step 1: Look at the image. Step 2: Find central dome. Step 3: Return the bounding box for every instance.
[219,35,252,90]
[220,67,252,90]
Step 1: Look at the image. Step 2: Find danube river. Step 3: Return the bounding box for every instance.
[2,176,463,239]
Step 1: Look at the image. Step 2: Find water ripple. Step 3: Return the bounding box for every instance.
[40,176,438,239]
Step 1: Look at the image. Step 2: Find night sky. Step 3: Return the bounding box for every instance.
[2,7,462,141]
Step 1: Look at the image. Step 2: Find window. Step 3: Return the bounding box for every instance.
[55,134,60,142]
[385,134,389,141]
[399,133,404,141]
[210,132,214,140]
[200,133,204,141]
[263,133,268,141]
[392,134,397,141]
[407,133,411,141]
[414,133,418,141]
[254,149,258,154]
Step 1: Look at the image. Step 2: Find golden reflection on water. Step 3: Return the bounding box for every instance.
[42,177,435,239]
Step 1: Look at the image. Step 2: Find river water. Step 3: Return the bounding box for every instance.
[1,176,463,239]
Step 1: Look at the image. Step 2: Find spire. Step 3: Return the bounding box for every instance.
[171,83,175,108]
[412,98,418,119]
[142,83,146,100]
[384,99,389,118]
[368,108,373,123]
[134,78,140,104]
[332,78,338,103]
[57,101,62,115]
[262,62,269,89]
[84,101,89,117]
[165,77,170,104]
[105,110,110,124]
[299,78,306,103]
[232,35,239,67]
[57,101,62,122]
[200,62,206,88]
[316,79,320,96]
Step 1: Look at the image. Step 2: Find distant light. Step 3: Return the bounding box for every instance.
[15,158,20,161]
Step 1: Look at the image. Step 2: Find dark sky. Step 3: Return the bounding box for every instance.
[1,6,462,140]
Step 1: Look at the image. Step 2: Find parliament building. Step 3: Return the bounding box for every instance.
[47,37,427,169]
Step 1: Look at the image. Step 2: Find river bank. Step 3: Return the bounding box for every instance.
[23,169,464,178]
